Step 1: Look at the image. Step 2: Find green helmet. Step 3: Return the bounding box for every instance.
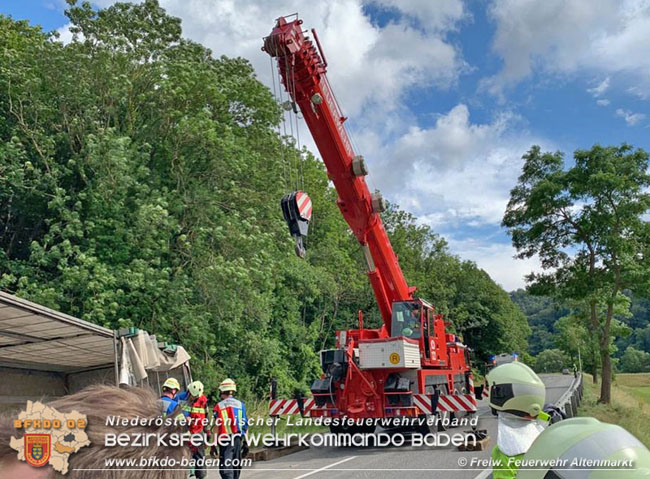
[488,361,545,418]
[518,417,650,479]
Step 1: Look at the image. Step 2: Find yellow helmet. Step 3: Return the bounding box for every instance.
[219,378,237,393]
[162,377,181,390]
[188,380,204,397]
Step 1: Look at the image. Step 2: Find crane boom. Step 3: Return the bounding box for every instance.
[264,15,475,426]
[264,17,412,332]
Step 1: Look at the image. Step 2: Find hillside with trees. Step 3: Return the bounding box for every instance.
[512,289,650,376]
[0,1,529,399]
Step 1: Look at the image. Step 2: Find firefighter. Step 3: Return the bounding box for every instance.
[177,381,209,479]
[402,308,421,338]
[488,362,550,479]
[160,377,181,418]
[518,417,650,478]
[213,378,248,479]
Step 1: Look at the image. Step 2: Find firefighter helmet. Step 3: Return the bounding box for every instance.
[518,417,650,478]
[162,377,181,391]
[188,380,204,397]
[219,378,237,393]
[488,362,545,418]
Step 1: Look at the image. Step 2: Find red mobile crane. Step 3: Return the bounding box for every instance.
[264,16,476,431]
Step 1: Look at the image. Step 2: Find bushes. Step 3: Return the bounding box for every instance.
[534,349,571,373]
[620,347,650,373]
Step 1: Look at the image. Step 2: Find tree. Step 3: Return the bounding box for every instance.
[503,144,650,403]
[0,3,332,397]
[620,346,650,373]
[535,349,570,373]
[554,315,588,368]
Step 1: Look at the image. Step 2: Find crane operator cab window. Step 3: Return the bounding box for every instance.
[391,301,422,339]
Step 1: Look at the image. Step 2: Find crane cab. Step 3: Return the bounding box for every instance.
[390,299,449,367]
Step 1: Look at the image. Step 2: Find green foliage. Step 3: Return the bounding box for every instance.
[616,295,650,355]
[0,3,328,398]
[620,347,650,373]
[534,349,571,373]
[510,289,567,355]
[520,352,537,370]
[0,2,529,399]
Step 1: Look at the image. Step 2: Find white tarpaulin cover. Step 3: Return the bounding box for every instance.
[118,331,191,386]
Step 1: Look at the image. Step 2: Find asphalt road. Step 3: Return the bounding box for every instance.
[208,374,575,479]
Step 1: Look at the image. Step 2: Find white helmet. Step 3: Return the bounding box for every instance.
[188,380,204,397]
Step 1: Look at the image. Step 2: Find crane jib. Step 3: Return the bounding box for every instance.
[264,16,413,328]
[321,82,354,158]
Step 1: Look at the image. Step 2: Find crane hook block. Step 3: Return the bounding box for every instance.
[281,190,312,259]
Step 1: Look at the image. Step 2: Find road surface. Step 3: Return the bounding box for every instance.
[208,374,575,479]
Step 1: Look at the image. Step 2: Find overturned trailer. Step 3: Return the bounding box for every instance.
[0,291,192,410]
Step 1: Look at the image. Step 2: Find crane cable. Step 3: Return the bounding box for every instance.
[268,54,288,190]
[283,57,301,192]
[288,52,305,191]
[269,28,314,194]
[269,33,296,190]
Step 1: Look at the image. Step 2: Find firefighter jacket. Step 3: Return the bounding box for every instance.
[213,396,248,436]
[160,395,180,418]
[177,392,209,434]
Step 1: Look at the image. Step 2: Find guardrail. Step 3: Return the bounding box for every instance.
[553,372,584,418]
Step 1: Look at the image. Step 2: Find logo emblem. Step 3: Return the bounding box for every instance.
[25,434,51,467]
[389,352,401,365]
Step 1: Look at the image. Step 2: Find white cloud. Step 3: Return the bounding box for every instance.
[615,108,647,125]
[371,0,467,31]
[445,238,543,291]
[351,103,551,291]
[596,99,611,106]
[360,104,547,228]
[483,0,650,98]
[55,23,73,44]
[587,77,610,97]
[629,86,650,100]
[139,0,468,118]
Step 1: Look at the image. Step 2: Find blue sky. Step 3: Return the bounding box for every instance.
[3,0,649,290]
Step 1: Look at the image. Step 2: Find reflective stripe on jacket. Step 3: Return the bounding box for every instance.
[213,396,248,436]
[176,391,209,434]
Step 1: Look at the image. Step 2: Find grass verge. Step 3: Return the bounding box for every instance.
[579,373,650,447]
